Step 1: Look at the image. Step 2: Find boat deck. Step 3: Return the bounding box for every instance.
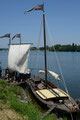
[36,88,68,100]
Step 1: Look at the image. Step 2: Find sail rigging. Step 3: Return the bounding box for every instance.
[8,44,31,74]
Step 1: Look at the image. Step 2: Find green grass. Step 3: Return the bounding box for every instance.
[10,99,41,120]
[0,79,68,120]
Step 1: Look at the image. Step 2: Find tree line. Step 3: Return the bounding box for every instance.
[31,43,80,52]
[1,43,80,52]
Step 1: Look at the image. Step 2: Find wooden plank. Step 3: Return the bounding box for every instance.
[36,91,46,99]
[53,88,67,97]
[42,104,57,118]
[36,89,56,99]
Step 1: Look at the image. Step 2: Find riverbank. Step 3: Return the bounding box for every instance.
[31,43,80,52]
[0,79,68,120]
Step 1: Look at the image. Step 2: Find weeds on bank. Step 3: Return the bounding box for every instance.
[0,80,67,120]
[0,80,41,120]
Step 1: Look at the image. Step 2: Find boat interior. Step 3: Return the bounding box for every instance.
[30,75,68,102]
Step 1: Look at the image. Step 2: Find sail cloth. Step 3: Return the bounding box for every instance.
[8,44,31,74]
[39,70,60,81]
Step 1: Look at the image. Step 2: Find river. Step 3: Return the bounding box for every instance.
[0,50,80,99]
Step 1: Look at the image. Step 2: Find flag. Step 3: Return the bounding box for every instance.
[0,34,10,38]
[24,4,44,14]
[12,34,21,40]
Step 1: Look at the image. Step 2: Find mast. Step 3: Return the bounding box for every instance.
[9,34,11,48]
[24,4,47,87]
[20,34,21,44]
[9,37,11,45]
[43,5,47,88]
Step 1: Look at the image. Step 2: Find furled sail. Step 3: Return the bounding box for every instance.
[8,44,31,74]
[39,70,60,81]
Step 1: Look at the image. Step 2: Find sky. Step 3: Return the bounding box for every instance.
[0,0,80,48]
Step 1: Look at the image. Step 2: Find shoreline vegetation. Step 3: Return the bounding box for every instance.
[1,43,80,52]
[31,43,80,52]
[0,79,68,120]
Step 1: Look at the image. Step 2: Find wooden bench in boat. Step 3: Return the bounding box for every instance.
[36,88,68,100]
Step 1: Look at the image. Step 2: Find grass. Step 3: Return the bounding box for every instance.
[0,102,28,120]
[0,79,68,120]
[0,80,41,120]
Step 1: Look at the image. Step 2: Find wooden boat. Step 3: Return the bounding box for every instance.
[27,75,79,114]
[26,4,80,115]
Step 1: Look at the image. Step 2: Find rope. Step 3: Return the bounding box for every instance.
[37,20,43,49]
[45,16,69,95]
[45,16,74,120]
[34,20,43,74]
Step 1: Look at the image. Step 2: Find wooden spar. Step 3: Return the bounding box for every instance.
[9,38,11,45]
[43,5,47,88]
[8,34,11,45]
[20,34,21,44]
[9,36,11,47]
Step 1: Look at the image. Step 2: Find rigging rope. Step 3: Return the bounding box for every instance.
[37,20,43,49]
[45,16,69,95]
[34,20,43,74]
[45,16,74,120]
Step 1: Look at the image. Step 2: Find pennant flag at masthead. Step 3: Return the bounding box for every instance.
[24,4,44,14]
[12,34,21,40]
[0,34,10,38]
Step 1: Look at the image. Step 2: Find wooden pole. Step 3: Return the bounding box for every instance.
[20,34,21,44]
[9,37,11,45]
[43,5,47,88]
[9,34,11,48]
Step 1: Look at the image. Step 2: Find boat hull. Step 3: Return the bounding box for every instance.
[26,76,80,114]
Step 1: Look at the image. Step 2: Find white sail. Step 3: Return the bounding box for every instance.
[8,44,31,74]
[39,70,60,81]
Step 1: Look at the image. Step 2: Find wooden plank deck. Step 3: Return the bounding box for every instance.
[53,88,68,97]
[36,88,68,100]
[36,89,56,99]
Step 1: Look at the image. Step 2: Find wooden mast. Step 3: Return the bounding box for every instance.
[20,34,21,44]
[43,5,47,88]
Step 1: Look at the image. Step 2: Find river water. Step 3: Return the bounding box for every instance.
[0,50,80,99]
